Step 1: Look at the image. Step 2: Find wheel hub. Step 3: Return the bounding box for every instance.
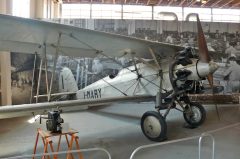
[188,107,201,122]
[143,116,161,138]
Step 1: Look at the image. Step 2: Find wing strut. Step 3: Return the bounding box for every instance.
[130,52,145,95]
[69,33,101,54]
[148,47,164,110]
[48,33,62,102]
[43,43,49,94]
[35,43,50,103]
[131,52,142,79]
[148,48,161,70]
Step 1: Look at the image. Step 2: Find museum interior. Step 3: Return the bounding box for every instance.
[0,0,239,159]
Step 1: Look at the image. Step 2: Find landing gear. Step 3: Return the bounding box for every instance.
[140,47,207,142]
[183,102,206,127]
[141,111,167,142]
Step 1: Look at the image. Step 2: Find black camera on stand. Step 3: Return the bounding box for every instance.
[40,110,64,133]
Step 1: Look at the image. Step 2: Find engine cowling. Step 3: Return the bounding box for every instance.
[169,48,218,93]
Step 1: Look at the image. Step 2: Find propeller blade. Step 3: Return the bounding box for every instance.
[196,14,220,120]
[196,14,211,63]
[196,14,215,87]
[207,74,214,88]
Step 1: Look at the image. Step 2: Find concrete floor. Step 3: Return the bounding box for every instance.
[0,102,239,159]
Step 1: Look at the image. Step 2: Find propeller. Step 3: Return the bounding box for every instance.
[196,14,220,119]
[196,14,214,88]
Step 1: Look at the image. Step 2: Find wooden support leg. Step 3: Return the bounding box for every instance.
[67,135,75,159]
[32,130,40,159]
[41,137,46,159]
[49,140,57,159]
[42,141,48,159]
[65,134,70,147]
[56,134,62,158]
[74,136,83,159]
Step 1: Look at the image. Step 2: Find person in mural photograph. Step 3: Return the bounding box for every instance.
[223,56,240,93]
[11,53,36,104]
[225,42,238,58]
[235,41,240,51]
[165,34,173,43]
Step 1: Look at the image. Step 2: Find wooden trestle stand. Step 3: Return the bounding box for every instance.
[33,128,84,159]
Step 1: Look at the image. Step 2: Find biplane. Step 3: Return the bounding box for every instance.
[0,14,218,141]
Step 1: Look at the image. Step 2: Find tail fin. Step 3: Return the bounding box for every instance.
[59,67,78,93]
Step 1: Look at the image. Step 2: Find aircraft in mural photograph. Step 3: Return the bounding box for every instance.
[0,13,218,141]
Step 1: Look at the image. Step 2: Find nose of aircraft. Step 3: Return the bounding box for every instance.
[196,61,218,78]
[179,60,219,81]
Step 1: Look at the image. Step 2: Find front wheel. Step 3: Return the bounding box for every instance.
[141,111,167,142]
[183,102,206,127]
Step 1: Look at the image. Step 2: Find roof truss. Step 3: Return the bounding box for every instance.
[62,0,240,8]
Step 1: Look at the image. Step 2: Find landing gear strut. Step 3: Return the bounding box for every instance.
[141,47,206,142]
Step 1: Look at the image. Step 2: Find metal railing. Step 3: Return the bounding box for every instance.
[198,133,215,159]
[2,147,111,159]
[130,122,239,159]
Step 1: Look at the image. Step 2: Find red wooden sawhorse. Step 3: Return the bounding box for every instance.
[33,128,84,159]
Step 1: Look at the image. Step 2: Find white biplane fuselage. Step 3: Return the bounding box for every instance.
[59,59,217,101]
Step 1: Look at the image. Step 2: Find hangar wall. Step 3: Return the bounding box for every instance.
[29,0,60,19]
[0,0,60,106]
[0,0,12,105]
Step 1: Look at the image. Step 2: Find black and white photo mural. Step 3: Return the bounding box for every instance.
[60,19,240,94]
[10,19,240,104]
[11,53,58,104]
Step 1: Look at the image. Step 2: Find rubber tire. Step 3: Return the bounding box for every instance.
[141,111,167,142]
[183,102,206,127]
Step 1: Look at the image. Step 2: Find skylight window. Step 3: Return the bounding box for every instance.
[12,0,30,18]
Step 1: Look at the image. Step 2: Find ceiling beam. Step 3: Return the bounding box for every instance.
[211,0,225,7]
[157,0,163,5]
[179,0,186,6]
[220,0,235,8]
[201,0,214,7]
[168,0,174,6]
[147,0,151,5]
[188,0,197,7]
[230,1,240,8]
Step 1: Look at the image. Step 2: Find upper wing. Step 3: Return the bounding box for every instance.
[0,14,184,59]
[0,95,154,119]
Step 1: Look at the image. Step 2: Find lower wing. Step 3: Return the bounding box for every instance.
[0,95,155,119]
